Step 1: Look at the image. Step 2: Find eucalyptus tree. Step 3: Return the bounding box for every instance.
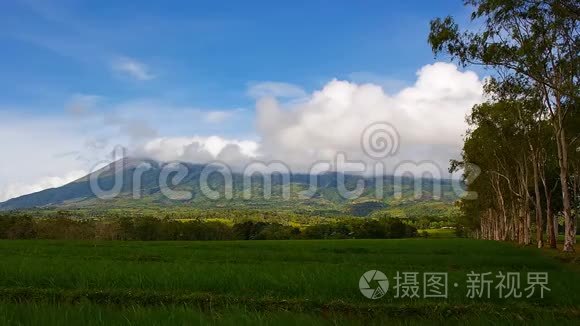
[430,0,579,251]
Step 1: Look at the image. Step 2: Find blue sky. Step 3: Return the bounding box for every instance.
[0,0,467,113]
[0,0,484,201]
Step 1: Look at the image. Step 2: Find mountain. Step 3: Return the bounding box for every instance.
[0,158,461,214]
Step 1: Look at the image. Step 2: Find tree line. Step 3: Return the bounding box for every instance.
[430,0,579,251]
[0,214,418,241]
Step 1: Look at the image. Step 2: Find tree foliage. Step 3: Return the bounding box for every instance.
[0,213,418,241]
[430,0,579,250]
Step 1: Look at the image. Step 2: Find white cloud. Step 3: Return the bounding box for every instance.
[0,100,221,202]
[247,81,307,99]
[138,136,259,167]
[0,62,484,201]
[255,62,484,173]
[112,56,155,81]
[0,115,95,202]
[0,170,87,202]
[133,62,483,175]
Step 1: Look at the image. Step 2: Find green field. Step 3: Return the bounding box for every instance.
[0,239,578,325]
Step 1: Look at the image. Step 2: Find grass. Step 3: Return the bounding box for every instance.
[0,239,578,324]
[0,302,578,325]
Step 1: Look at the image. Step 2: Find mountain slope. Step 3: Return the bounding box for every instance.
[0,158,460,212]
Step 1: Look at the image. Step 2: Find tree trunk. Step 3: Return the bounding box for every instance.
[532,156,544,248]
[546,195,557,248]
[556,126,575,252]
[540,159,557,249]
[522,185,531,245]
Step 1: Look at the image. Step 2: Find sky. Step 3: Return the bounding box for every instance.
[0,0,485,202]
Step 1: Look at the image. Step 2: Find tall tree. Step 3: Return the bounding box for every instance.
[429,0,579,251]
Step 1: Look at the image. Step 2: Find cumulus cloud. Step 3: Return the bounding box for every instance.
[133,62,483,175]
[112,56,155,81]
[0,62,484,201]
[255,62,484,173]
[137,136,259,167]
[247,81,307,99]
